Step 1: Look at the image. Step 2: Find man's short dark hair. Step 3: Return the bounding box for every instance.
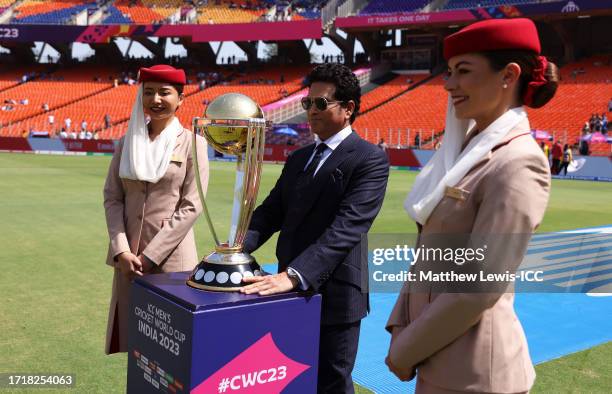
[305,63,361,123]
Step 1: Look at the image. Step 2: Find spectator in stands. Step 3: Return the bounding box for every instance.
[104,114,112,129]
[378,138,388,152]
[601,113,608,134]
[579,138,589,155]
[103,65,208,355]
[93,131,99,140]
[59,128,68,139]
[582,121,590,134]
[81,120,88,132]
[594,115,602,132]
[387,19,558,394]
[79,129,86,140]
[414,132,420,147]
[69,130,77,139]
[589,113,597,131]
[559,143,572,176]
[551,140,563,174]
[48,114,55,129]
[64,117,72,131]
[608,98,612,112]
[42,103,49,112]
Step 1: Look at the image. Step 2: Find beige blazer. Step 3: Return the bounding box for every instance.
[103,127,209,354]
[386,120,551,393]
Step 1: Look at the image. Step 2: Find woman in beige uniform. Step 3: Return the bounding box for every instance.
[103,65,208,354]
[385,19,559,393]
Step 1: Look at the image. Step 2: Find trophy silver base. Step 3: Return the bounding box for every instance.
[186,251,265,292]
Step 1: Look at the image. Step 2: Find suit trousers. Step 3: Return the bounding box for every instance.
[317,321,361,394]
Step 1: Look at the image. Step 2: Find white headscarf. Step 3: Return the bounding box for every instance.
[404,96,527,225]
[119,85,180,183]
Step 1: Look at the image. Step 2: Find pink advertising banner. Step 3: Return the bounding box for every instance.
[335,10,475,29]
[188,19,322,42]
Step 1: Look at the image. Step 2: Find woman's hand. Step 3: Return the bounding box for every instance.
[117,252,143,279]
[138,254,155,274]
[385,354,416,382]
[387,326,417,382]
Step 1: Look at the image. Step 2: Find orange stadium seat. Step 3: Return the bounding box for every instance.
[115,0,167,24]
[353,75,447,146]
[2,66,308,140]
[352,56,611,155]
[0,67,113,136]
[360,74,428,113]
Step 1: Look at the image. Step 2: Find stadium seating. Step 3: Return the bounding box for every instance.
[157,66,310,140]
[350,56,611,154]
[0,67,114,136]
[114,0,168,24]
[353,75,447,146]
[442,0,537,10]
[527,56,612,156]
[12,1,96,24]
[1,66,308,139]
[0,66,46,92]
[360,73,428,113]
[360,0,431,15]
[197,5,263,24]
[101,6,134,24]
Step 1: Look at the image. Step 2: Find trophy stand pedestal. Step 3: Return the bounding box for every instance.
[186,250,265,291]
[127,272,321,393]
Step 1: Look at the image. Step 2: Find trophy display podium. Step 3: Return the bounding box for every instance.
[127,272,321,393]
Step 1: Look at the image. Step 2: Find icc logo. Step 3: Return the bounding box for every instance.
[561,1,580,13]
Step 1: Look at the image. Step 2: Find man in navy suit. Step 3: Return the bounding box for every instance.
[241,63,389,393]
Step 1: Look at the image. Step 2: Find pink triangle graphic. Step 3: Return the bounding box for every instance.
[192,333,311,393]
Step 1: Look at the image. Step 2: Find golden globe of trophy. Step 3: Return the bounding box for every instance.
[187,93,268,291]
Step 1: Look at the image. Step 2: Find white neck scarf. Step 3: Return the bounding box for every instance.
[404,96,527,225]
[119,85,180,183]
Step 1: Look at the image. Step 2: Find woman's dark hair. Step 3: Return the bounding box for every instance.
[305,63,361,123]
[172,84,184,95]
[481,50,559,108]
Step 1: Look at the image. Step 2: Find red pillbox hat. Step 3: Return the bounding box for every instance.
[138,64,186,85]
[443,18,541,61]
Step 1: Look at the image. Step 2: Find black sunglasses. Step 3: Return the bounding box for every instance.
[301,96,345,111]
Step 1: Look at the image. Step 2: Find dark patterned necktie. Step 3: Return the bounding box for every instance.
[304,143,328,178]
[296,143,328,188]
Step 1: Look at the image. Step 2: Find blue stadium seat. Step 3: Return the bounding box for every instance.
[13,2,97,24]
[101,6,134,24]
[360,0,431,14]
[443,0,537,10]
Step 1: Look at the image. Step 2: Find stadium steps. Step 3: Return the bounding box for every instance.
[357,72,440,118]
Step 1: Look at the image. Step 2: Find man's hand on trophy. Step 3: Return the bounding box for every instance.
[117,251,144,280]
[240,272,298,295]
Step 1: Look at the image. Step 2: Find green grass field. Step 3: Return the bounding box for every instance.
[0,153,610,393]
